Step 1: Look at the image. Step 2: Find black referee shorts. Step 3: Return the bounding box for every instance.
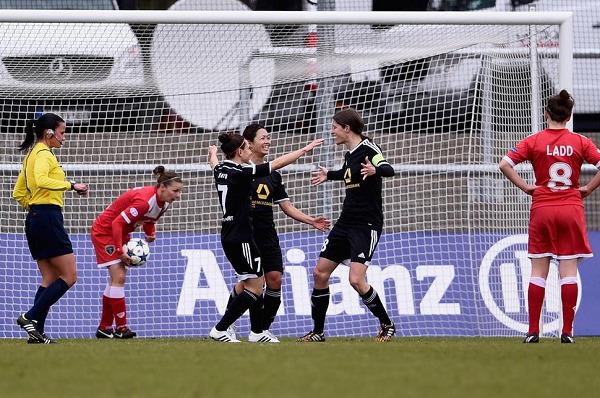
[25,204,73,260]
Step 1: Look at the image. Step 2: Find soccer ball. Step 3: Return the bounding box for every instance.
[124,238,150,266]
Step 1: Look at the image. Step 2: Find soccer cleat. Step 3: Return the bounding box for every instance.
[263,330,280,343]
[523,333,540,343]
[376,322,396,342]
[227,324,237,341]
[96,328,115,339]
[27,333,57,344]
[560,333,575,344]
[297,331,326,342]
[248,331,280,343]
[17,313,46,343]
[114,326,137,339]
[209,326,241,343]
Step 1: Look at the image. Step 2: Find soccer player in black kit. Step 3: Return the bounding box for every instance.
[298,108,397,342]
[208,132,323,343]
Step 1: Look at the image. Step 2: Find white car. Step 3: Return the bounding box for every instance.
[0,0,160,132]
[428,0,600,132]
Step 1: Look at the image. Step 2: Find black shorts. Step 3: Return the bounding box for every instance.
[319,222,381,265]
[256,242,284,274]
[254,228,284,274]
[25,205,73,260]
[221,241,264,280]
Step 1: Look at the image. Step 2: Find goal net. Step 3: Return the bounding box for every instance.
[0,9,576,339]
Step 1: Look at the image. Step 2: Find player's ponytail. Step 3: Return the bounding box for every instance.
[546,89,574,123]
[153,165,182,187]
[218,132,245,159]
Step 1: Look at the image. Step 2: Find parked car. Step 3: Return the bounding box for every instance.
[429,0,600,132]
[0,0,163,133]
[253,0,599,134]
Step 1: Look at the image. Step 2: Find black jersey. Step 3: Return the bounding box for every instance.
[251,169,289,231]
[328,139,392,228]
[214,160,271,242]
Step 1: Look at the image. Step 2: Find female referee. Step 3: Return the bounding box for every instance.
[500,90,600,344]
[208,132,323,342]
[298,108,396,343]
[13,112,88,344]
[91,166,183,339]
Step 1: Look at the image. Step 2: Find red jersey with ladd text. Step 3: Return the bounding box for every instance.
[503,128,600,209]
[92,186,170,246]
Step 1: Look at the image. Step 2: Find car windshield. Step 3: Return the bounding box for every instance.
[0,0,115,9]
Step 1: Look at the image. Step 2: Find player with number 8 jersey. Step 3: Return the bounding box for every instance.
[500,89,600,344]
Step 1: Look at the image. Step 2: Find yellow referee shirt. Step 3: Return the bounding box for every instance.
[13,142,71,211]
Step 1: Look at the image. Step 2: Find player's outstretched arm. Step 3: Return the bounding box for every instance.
[311,165,328,186]
[279,201,331,232]
[271,139,324,171]
[208,145,219,170]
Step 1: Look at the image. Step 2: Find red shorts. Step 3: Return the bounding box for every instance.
[91,227,129,268]
[528,205,592,260]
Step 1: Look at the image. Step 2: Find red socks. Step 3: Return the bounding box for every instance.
[561,280,578,335]
[527,278,546,334]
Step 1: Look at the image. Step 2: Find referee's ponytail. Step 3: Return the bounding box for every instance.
[18,113,65,152]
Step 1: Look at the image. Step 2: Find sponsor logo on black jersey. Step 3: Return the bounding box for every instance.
[256,183,270,200]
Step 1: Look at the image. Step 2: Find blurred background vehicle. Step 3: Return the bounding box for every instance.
[0,0,163,133]
[429,0,600,132]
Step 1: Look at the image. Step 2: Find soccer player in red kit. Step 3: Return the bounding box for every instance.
[91,166,183,338]
[499,90,600,343]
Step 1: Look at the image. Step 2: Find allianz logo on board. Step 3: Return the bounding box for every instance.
[479,234,582,334]
[176,235,581,334]
[177,248,460,318]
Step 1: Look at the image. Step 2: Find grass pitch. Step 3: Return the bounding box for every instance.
[1,337,599,398]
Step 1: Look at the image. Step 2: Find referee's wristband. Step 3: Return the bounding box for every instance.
[70,181,76,191]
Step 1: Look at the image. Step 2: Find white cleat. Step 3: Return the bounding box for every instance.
[209,326,241,343]
[248,330,280,343]
[262,330,280,343]
[227,324,237,341]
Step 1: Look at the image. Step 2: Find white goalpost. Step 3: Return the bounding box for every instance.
[0,9,575,339]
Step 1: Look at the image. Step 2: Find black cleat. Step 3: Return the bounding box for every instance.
[96,328,115,339]
[27,333,57,344]
[17,313,46,343]
[523,333,540,343]
[561,333,575,344]
[297,331,326,342]
[114,326,137,339]
[376,322,396,342]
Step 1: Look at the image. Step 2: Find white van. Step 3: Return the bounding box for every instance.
[429,0,600,131]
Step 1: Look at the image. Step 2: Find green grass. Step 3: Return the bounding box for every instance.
[1,337,599,398]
